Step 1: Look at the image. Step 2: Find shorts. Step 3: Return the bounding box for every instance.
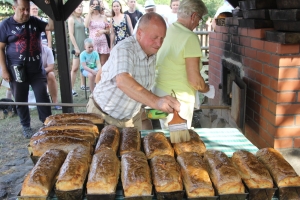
[82,68,99,77]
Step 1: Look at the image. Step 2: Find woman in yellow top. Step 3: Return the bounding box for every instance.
[153,0,209,129]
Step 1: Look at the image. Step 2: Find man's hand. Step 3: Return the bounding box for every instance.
[2,70,11,82]
[156,95,181,113]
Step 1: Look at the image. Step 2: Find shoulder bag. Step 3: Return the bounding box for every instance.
[124,14,132,36]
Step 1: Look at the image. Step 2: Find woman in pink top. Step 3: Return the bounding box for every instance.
[85,0,110,67]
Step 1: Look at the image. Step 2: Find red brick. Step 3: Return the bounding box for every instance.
[251,39,265,50]
[261,107,275,125]
[216,26,229,33]
[254,93,269,109]
[278,68,299,79]
[246,118,260,134]
[264,41,279,53]
[246,106,254,120]
[247,86,255,99]
[244,67,256,79]
[271,55,300,67]
[262,86,277,101]
[240,36,251,46]
[295,138,300,148]
[255,72,270,87]
[270,79,278,91]
[254,112,268,131]
[245,124,270,148]
[243,57,252,67]
[259,128,274,147]
[250,60,263,73]
[245,47,257,59]
[209,32,217,39]
[278,44,300,54]
[222,34,231,43]
[247,97,260,113]
[277,92,296,103]
[298,93,300,102]
[268,101,276,114]
[296,116,300,125]
[277,80,300,91]
[257,51,271,64]
[248,28,273,39]
[276,104,300,115]
[238,27,248,36]
[263,64,279,79]
[275,116,295,126]
[248,79,262,94]
[274,138,293,148]
[274,127,300,138]
[216,32,223,40]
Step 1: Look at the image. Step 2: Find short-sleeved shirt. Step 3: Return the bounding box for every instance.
[41,45,54,68]
[124,10,143,29]
[0,16,47,74]
[79,50,100,72]
[93,36,156,120]
[154,22,202,105]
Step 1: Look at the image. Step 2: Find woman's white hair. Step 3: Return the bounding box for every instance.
[177,0,208,19]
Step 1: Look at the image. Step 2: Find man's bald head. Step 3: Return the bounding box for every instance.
[136,13,167,57]
[137,12,166,30]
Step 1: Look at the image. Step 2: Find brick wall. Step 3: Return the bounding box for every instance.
[209,25,300,149]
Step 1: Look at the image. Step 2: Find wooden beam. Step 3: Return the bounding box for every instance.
[31,0,53,19]
[62,0,83,21]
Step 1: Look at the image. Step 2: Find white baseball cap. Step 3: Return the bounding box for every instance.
[144,0,156,10]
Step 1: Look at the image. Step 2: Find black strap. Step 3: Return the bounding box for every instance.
[124,14,131,36]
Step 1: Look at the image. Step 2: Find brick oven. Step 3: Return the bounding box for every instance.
[208,0,300,149]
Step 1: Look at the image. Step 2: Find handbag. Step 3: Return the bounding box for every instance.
[10,22,29,83]
[124,14,132,36]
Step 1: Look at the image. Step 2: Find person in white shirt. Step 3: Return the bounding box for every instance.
[165,0,180,26]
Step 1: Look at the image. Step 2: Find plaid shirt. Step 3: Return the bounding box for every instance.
[93,36,156,120]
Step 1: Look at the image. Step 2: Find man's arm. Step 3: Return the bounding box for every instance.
[44,63,54,74]
[45,17,54,31]
[0,42,10,82]
[116,72,180,113]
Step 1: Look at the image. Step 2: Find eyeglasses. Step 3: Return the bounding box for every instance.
[196,13,204,22]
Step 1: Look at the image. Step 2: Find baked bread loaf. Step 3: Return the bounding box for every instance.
[46,119,94,126]
[95,125,120,154]
[39,123,99,137]
[21,149,67,196]
[31,136,92,156]
[119,127,141,156]
[204,150,245,194]
[173,129,206,156]
[44,113,104,125]
[87,149,120,194]
[232,150,273,188]
[56,147,92,191]
[143,132,174,159]
[150,155,182,192]
[121,151,152,196]
[30,130,95,147]
[256,148,300,187]
[177,152,214,197]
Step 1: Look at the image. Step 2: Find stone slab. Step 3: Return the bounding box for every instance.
[273,21,300,32]
[266,30,300,44]
[225,17,241,26]
[239,0,277,10]
[232,9,243,17]
[269,9,300,21]
[238,19,274,29]
[243,9,270,19]
[276,0,300,9]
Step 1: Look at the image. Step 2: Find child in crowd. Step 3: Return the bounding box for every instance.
[80,38,102,93]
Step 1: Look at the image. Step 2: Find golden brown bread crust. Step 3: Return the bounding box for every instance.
[30,130,95,147]
[203,150,245,194]
[232,150,273,189]
[31,136,92,156]
[44,113,104,125]
[56,147,92,191]
[150,155,182,192]
[95,125,120,154]
[256,148,300,187]
[39,123,99,137]
[177,152,214,197]
[173,129,206,156]
[143,132,174,159]
[21,149,67,196]
[87,149,120,194]
[121,151,152,196]
[119,127,141,156]
[47,119,94,126]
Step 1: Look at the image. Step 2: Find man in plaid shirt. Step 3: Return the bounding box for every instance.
[87,13,180,130]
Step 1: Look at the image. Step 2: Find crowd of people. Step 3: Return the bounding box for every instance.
[0,0,211,138]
